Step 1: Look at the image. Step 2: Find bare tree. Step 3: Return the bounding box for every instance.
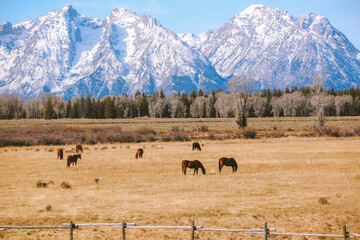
[270,97,283,117]
[310,75,326,127]
[190,96,210,118]
[280,92,306,117]
[249,92,267,117]
[227,76,256,128]
[214,92,236,118]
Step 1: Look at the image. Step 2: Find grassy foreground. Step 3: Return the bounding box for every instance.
[0,136,359,239]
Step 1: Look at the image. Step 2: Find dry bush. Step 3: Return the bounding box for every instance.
[199,125,209,132]
[171,126,181,132]
[318,197,329,205]
[353,126,360,136]
[264,132,285,138]
[36,180,47,188]
[136,127,156,135]
[316,126,341,137]
[60,181,72,189]
[45,205,52,211]
[242,127,257,139]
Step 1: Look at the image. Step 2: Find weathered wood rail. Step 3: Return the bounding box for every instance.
[0,221,357,239]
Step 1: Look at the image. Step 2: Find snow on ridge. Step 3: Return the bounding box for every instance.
[0,4,359,99]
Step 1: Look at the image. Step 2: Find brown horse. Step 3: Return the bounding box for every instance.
[182,160,206,175]
[192,142,201,151]
[219,157,238,173]
[57,149,63,160]
[76,144,83,153]
[135,148,144,159]
[67,154,82,167]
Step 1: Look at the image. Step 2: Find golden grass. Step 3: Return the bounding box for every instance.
[0,137,360,239]
[1,116,359,132]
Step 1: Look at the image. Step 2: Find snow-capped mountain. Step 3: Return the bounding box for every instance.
[0,4,359,99]
[180,4,360,90]
[0,5,225,99]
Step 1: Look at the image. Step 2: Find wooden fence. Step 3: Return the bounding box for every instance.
[1,220,358,239]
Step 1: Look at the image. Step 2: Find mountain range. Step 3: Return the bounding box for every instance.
[0,4,359,99]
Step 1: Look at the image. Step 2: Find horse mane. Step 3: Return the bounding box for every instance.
[198,161,206,174]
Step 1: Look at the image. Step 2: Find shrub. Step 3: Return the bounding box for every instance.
[199,125,209,132]
[45,205,52,211]
[353,126,360,136]
[136,127,156,135]
[316,126,340,137]
[171,126,180,132]
[264,132,285,138]
[36,180,47,188]
[318,197,329,205]
[242,127,257,139]
[60,181,72,189]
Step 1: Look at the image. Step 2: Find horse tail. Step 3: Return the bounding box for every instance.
[199,162,206,174]
[234,160,238,172]
[182,161,186,175]
[219,158,222,173]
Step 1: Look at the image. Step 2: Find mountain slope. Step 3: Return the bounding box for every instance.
[180,4,360,90]
[0,5,225,99]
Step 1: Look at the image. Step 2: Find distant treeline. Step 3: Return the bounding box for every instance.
[1,86,360,120]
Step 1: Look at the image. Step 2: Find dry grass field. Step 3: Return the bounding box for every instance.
[0,132,360,239]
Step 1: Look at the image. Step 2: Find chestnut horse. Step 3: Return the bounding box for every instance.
[219,157,238,173]
[135,148,144,159]
[182,160,206,175]
[67,154,82,167]
[57,149,63,160]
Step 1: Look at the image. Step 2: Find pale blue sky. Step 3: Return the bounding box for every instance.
[1,0,359,49]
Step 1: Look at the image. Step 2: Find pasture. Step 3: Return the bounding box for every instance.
[0,136,359,239]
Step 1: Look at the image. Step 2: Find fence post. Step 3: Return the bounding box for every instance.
[343,225,348,240]
[263,222,268,240]
[121,220,126,240]
[191,220,195,240]
[69,221,74,240]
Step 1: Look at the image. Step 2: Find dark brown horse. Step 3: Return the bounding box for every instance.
[67,154,82,167]
[219,157,238,173]
[182,160,206,175]
[57,149,63,160]
[135,148,144,159]
[192,142,201,151]
[76,144,83,153]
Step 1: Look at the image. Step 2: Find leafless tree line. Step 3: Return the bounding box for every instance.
[0,87,359,120]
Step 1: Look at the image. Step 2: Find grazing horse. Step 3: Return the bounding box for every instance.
[192,142,201,151]
[67,154,82,167]
[182,160,206,175]
[76,144,83,153]
[219,157,238,173]
[57,149,63,160]
[135,148,144,159]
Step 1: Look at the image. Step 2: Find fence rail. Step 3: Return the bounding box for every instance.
[0,220,358,239]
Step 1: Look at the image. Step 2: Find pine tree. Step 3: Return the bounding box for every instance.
[70,100,80,118]
[209,90,216,118]
[104,97,116,118]
[65,99,72,118]
[44,97,55,119]
[160,89,165,99]
[140,93,149,117]
[198,89,204,97]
